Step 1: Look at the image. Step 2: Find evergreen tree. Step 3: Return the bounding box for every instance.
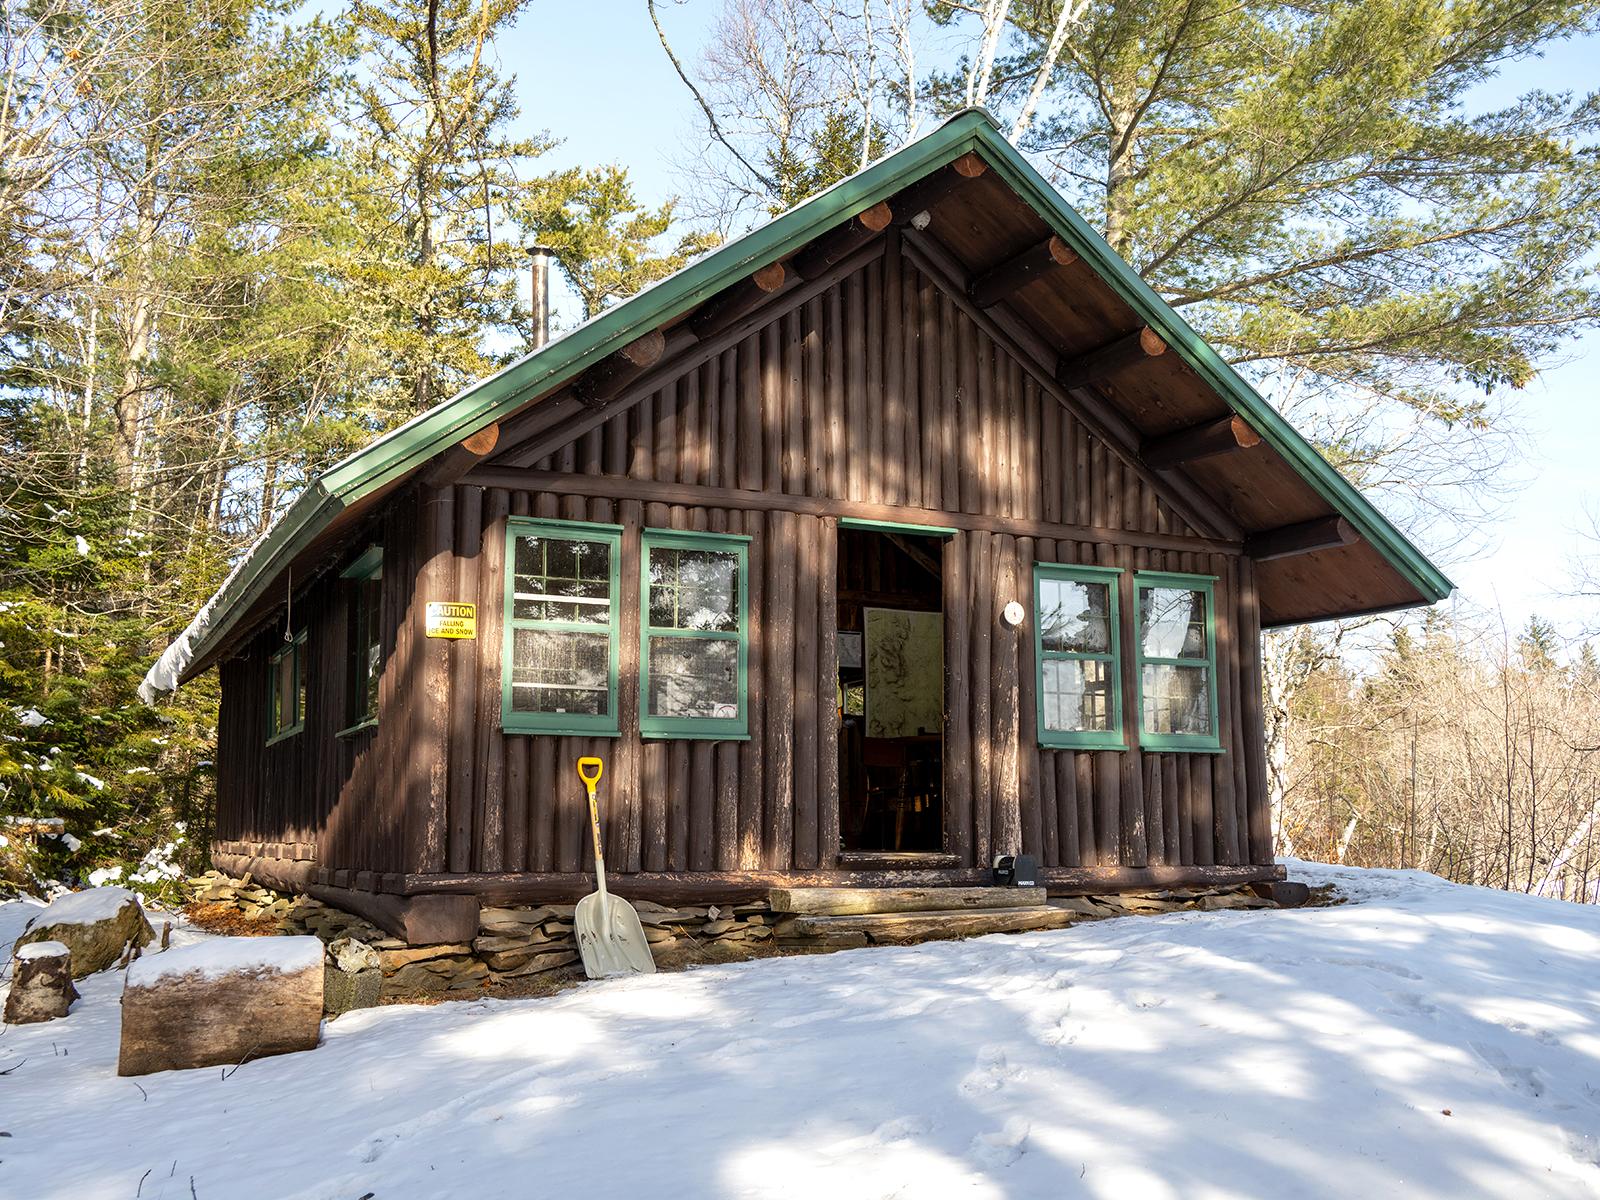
[346,0,560,414]
[764,110,889,213]
[1519,614,1561,672]
[519,166,718,323]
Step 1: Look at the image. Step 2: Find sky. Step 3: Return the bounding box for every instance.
[497,4,1599,647]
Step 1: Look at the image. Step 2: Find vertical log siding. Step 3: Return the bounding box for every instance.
[214,249,1269,882]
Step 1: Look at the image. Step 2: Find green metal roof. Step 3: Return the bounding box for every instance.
[149,107,1450,691]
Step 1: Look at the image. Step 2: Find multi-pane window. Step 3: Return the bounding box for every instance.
[1136,572,1221,751]
[641,530,749,738]
[502,519,621,735]
[1033,564,1124,749]
[267,630,307,742]
[341,546,382,734]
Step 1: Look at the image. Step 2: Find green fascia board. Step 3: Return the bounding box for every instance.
[176,106,1448,681]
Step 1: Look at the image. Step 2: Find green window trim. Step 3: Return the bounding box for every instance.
[1135,570,1223,753]
[641,528,751,741]
[1033,563,1126,750]
[266,630,307,744]
[501,517,623,737]
[838,517,958,538]
[345,546,383,730]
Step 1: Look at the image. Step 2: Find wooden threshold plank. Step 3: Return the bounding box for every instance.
[779,904,1081,943]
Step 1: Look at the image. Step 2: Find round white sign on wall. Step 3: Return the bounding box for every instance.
[1002,600,1026,628]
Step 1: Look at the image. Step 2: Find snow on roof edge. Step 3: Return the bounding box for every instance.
[139,520,279,703]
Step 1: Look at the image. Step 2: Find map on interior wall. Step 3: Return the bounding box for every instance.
[865,608,944,738]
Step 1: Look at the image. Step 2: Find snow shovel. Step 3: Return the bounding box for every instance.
[574,756,656,979]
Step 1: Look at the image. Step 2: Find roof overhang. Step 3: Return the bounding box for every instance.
[145,108,1450,694]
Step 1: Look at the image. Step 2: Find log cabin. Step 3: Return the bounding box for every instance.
[142,109,1451,944]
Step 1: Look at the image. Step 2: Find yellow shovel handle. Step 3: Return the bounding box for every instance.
[577,756,604,792]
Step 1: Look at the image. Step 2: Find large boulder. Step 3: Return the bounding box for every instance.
[118,936,324,1076]
[13,887,154,978]
[4,941,79,1024]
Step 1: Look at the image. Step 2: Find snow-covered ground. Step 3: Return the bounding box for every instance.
[2,863,1597,1199]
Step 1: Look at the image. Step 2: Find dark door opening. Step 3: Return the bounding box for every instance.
[836,526,945,854]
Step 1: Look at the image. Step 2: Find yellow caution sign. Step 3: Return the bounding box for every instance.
[425,602,477,639]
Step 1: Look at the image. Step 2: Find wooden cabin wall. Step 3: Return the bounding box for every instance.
[437,239,1272,879]
[214,238,1271,887]
[513,246,1201,538]
[213,493,419,876]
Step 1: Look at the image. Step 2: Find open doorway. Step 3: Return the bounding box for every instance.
[836,525,945,854]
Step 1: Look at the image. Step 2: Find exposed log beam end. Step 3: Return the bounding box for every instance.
[970,235,1078,309]
[575,329,667,409]
[952,151,988,178]
[421,421,502,487]
[1245,515,1358,562]
[460,423,500,457]
[1056,325,1166,390]
[858,200,894,232]
[688,262,789,341]
[791,202,894,280]
[1141,414,1261,471]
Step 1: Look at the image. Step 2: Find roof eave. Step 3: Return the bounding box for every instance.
[164,106,1452,682]
[964,118,1453,604]
[166,112,1001,677]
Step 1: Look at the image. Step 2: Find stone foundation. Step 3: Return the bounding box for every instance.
[187,871,1290,1001]
[188,872,774,1000]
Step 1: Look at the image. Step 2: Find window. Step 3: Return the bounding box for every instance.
[267,630,307,743]
[1136,571,1222,752]
[502,518,621,735]
[340,546,382,735]
[641,529,749,739]
[1033,563,1124,749]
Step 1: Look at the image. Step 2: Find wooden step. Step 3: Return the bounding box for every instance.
[768,885,1046,917]
[776,904,1080,945]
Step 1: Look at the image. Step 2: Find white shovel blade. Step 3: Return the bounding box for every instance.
[575,891,657,979]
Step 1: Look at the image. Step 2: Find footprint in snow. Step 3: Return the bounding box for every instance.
[1040,1015,1083,1048]
[961,1045,1013,1095]
[1471,1041,1546,1099]
[873,1114,933,1143]
[1498,1019,1560,1047]
[1381,990,1439,1019]
[970,1117,1030,1169]
[769,1009,835,1030]
[1558,1125,1600,1168]
[1319,957,1423,980]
